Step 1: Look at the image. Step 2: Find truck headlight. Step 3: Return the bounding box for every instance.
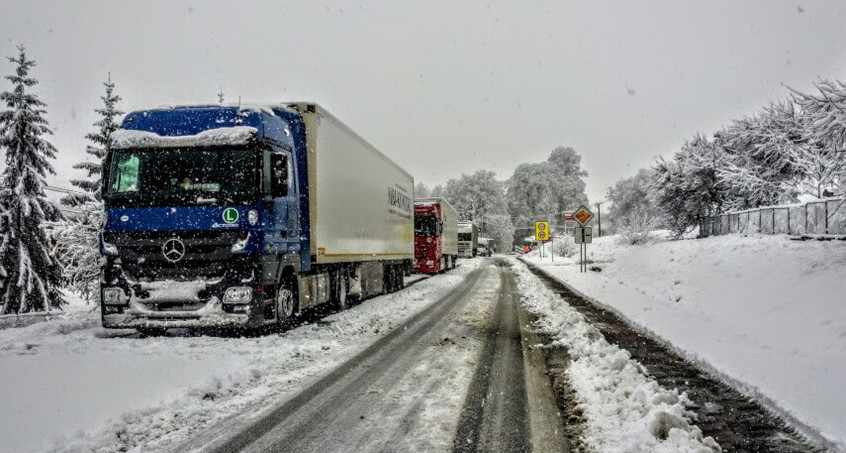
[248,209,258,226]
[103,288,127,305]
[223,286,252,304]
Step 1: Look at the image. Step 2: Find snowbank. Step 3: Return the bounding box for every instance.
[525,234,846,451]
[513,261,721,452]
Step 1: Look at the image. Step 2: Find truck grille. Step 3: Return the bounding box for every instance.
[103,230,246,279]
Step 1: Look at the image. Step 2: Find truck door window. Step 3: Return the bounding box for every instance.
[111,154,140,192]
[270,153,288,197]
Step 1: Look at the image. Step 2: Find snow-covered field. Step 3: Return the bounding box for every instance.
[524,233,846,452]
[0,262,480,453]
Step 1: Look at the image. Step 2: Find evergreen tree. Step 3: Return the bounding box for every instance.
[62,74,122,205]
[414,181,430,198]
[0,46,65,313]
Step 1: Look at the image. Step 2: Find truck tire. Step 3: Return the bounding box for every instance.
[276,287,296,330]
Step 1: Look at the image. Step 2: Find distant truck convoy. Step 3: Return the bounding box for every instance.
[457,221,479,258]
[413,198,458,273]
[477,237,494,257]
[99,103,414,332]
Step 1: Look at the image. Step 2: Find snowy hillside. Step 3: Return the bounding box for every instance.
[524,233,846,451]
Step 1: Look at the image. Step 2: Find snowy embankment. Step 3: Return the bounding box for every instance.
[513,261,721,452]
[0,262,479,453]
[524,234,846,452]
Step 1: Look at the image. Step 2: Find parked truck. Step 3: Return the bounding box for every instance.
[413,198,458,273]
[99,103,414,332]
[457,221,479,258]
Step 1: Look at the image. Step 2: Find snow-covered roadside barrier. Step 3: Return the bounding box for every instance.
[512,260,721,453]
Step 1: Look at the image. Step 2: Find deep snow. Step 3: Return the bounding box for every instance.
[524,233,846,452]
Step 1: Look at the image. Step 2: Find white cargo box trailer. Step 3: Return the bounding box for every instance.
[291,103,414,264]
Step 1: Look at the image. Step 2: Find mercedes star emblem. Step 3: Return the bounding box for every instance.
[162,238,186,262]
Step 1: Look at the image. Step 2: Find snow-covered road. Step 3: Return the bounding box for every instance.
[0,262,484,453]
[5,237,830,453]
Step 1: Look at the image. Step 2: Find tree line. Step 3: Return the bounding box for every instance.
[416,146,591,252]
[607,81,846,239]
[0,46,120,314]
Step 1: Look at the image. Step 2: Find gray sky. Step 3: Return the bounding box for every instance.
[3,0,846,203]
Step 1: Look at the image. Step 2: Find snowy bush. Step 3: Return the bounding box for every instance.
[617,207,662,245]
[553,235,578,257]
[45,202,104,303]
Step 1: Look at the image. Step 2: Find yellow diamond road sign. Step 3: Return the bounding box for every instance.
[534,221,549,241]
[573,205,594,226]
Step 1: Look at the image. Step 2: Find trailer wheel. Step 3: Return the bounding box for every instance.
[276,287,296,329]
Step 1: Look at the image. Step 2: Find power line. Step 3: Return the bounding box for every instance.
[44,185,89,195]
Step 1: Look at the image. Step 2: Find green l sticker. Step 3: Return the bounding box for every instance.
[222,208,239,223]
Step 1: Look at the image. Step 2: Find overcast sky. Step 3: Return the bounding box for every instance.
[3,0,846,203]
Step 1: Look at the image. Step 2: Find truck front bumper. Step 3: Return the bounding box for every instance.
[101,279,266,329]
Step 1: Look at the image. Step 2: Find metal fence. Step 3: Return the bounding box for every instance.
[700,198,846,237]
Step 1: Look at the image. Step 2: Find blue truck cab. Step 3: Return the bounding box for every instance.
[100,105,314,331]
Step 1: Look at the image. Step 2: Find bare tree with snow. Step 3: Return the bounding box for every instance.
[715,101,804,209]
[45,201,103,302]
[791,80,846,197]
[443,170,514,250]
[0,46,65,314]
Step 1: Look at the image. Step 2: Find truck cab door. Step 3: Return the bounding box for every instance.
[265,149,299,254]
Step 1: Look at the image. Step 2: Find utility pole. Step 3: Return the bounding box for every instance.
[595,202,602,237]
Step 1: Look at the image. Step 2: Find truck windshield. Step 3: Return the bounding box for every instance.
[458,233,472,241]
[414,215,439,236]
[105,146,260,206]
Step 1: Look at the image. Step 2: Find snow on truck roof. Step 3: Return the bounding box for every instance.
[111,126,259,149]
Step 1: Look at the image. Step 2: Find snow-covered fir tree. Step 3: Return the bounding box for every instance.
[62,74,122,206]
[0,46,65,314]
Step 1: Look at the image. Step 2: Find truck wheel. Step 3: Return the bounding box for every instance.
[276,287,296,329]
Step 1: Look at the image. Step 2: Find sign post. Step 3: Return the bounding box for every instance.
[534,221,549,259]
[572,205,594,273]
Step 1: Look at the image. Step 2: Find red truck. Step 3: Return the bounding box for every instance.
[413,198,459,273]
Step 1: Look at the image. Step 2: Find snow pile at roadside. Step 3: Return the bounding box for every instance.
[525,234,846,451]
[0,263,479,453]
[512,262,721,453]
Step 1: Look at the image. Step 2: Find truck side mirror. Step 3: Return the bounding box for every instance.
[100,156,110,198]
[270,154,288,198]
